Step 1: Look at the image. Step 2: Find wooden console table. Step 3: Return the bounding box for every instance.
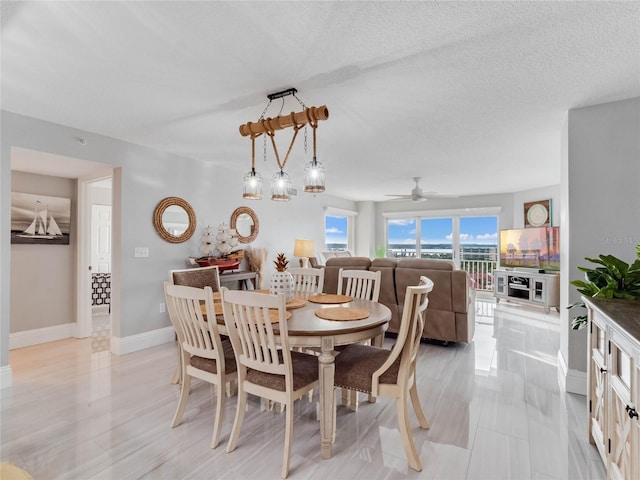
[219,270,258,290]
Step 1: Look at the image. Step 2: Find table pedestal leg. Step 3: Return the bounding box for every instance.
[319,337,335,459]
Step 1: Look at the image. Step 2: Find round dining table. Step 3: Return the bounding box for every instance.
[215,292,392,459]
[283,296,391,459]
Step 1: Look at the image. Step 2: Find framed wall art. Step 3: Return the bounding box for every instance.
[524,199,551,228]
[11,192,71,245]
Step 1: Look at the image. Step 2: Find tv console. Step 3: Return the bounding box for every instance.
[493,269,560,313]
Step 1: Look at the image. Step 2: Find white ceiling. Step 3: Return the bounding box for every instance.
[2,1,639,201]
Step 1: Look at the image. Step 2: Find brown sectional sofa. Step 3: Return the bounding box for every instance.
[322,257,475,343]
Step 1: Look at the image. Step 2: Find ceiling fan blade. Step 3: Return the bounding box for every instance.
[384,194,412,198]
[423,193,459,198]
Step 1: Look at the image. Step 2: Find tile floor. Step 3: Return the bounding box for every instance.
[0,298,606,479]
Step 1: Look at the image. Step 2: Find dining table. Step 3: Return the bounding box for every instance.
[212,291,392,459]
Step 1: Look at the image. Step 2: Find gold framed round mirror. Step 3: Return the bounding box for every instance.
[153,197,196,243]
[230,206,259,243]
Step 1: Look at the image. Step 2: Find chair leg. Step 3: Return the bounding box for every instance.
[341,388,358,411]
[226,388,247,453]
[225,378,237,397]
[409,380,430,429]
[171,373,191,427]
[396,392,422,471]
[171,345,183,384]
[281,400,294,479]
[211,382,224,449]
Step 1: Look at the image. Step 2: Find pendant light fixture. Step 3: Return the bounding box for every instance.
[242,134,263,199]
[303,111,325,193]
[239,88,329,201]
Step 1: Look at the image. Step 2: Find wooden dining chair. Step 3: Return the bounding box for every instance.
[163,282,237,449]
[169,265,222,384]
[289,267,325,294]
[170,265,221,290]
[336,268,382,408]
[333,276,434,471]
[220,288,319,479]
[337,268,381,302]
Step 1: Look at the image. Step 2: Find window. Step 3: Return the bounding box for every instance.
[384,208,499,290]
[324,207,357,252]
[387,218,416,257]
[421,217,453,260]
[325,215,348,250]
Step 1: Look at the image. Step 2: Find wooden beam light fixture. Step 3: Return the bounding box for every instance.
[239,88,329,201]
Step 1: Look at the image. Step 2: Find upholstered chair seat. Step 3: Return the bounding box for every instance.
[333,276,434,471]
[334,344,401,393]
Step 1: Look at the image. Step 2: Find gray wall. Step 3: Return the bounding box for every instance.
[10,171,76,332]
[0,111,355,372]
[561,97,640,375]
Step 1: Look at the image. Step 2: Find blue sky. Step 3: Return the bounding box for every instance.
[387,216,498,244]
[326,215,498,246]
[325,215,348,244]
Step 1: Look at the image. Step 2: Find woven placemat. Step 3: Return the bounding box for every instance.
[269,310,293,323]
[315,307,369,321]
[308,293,353,304]
[286,297,306,309]
[205,302,291,322]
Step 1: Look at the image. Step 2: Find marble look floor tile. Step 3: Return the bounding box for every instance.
[1,302,607,479]
[466,427,532,480]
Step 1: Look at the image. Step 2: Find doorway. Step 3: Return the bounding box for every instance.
[77,172,114,343]
[87,179,112,351]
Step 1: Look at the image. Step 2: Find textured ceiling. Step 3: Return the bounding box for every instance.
[2,1,639,201]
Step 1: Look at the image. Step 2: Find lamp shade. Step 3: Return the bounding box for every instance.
[243,168,263,199]
[271,170,292,201]
[293,239,315,258]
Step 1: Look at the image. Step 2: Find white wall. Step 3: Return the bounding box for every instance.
[10,171,76,332]
[0,111,355,382]
[561,97,640,388]
[512,185,561,228]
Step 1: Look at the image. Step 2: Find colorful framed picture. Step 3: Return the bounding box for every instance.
[11,192,71,245]
[524,199,551,228]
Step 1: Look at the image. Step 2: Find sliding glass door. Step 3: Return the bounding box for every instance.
[386,213,498,290]
[420,217,453,260]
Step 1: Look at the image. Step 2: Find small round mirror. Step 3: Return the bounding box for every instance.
[153,197,196,243]
[230,206,259,243]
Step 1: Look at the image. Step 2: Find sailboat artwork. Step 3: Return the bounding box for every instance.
[193,224,241,270]
[11,192,71,245]
[18,202,63,239]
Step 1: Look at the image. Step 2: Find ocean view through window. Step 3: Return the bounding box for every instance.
[325,214,348,250]
[387,214,498,290]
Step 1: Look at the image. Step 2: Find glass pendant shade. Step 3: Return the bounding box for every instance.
[271,170,292,201]
[304,157,325,193]
[242,168,263,200]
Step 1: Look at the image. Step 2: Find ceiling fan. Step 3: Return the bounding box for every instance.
[384,177,458,202]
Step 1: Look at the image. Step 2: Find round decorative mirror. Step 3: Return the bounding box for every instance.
[153,197,196,243]
[230,206,259,243]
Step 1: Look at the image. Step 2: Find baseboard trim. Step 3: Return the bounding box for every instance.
[0,365,13,389]
[557,351,587,395]
[111,326,175,356]
[9,323,76,350]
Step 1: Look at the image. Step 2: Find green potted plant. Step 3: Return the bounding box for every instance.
[568,245,640,330]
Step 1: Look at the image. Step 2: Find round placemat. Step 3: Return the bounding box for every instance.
[207,302,291,322]
[286,297,306,309]
[308,293,353,304]
[315,307,369,321]
[269,310,293,323]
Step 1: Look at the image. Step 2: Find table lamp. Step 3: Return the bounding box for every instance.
[294,239,315,268]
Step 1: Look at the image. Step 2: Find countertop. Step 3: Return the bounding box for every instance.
[583,297,640,344]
